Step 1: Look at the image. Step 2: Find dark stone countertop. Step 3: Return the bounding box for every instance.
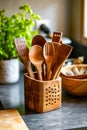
[0,71,87,130]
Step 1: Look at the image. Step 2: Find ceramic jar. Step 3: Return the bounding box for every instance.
[0,59,20,84]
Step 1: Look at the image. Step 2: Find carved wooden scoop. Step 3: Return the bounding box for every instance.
[14,38,35,78]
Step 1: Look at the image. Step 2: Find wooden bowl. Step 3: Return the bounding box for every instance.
[61,64,87,96]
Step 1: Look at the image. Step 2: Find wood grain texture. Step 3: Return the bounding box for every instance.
[14,38,35,78]
[61,65,87,96]
[51,43,73,80]
[0,109,29,130]
[24,73,61,112]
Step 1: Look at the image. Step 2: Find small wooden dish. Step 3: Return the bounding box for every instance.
[61,64,87,79]
[61,64,87,96]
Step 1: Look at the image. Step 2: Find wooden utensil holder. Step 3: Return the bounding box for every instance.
[24,73,62,113]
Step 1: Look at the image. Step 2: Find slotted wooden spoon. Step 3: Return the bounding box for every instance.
[29,45,44,80]
[14,38,35,78]
[43,42,55,80]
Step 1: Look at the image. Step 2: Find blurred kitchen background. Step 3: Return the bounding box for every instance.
[0,0,87,59]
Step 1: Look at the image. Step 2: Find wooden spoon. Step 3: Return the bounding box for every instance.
[32,35,46,47]
[32,34,46,79]
[29,45,44,80]
[43,42,55,80]
[14,38,35,78]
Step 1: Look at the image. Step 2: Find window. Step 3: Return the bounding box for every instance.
[83,0,87,38]
[81,0,87,44]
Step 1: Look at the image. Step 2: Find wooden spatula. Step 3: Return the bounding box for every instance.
[14,38,35,78]
[51,43,73,80]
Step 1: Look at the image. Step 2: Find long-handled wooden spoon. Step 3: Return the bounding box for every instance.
[29,45,44,80]
[14,38,35,78]
[32,34,46,79]
[43,42,55,80]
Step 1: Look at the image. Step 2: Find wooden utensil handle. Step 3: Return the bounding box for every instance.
[46,62,52,80]
[42,62,45,80]
[52,32,63,43]
[36,65,43,80]
[51,63,61,80]
[25,62,35,79]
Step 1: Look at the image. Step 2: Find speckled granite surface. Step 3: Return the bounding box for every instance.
[0,72,87,130]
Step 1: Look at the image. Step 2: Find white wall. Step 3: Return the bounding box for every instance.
[0,0,70,36]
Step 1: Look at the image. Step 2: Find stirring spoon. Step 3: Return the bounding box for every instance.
[29,45,44,80]
[32,34,46,79]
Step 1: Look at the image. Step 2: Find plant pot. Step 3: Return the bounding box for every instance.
[0,59,20,84]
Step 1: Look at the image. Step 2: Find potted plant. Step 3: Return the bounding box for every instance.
[0,4,41,83]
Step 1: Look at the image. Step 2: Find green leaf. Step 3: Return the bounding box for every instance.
[0,4,41,60]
